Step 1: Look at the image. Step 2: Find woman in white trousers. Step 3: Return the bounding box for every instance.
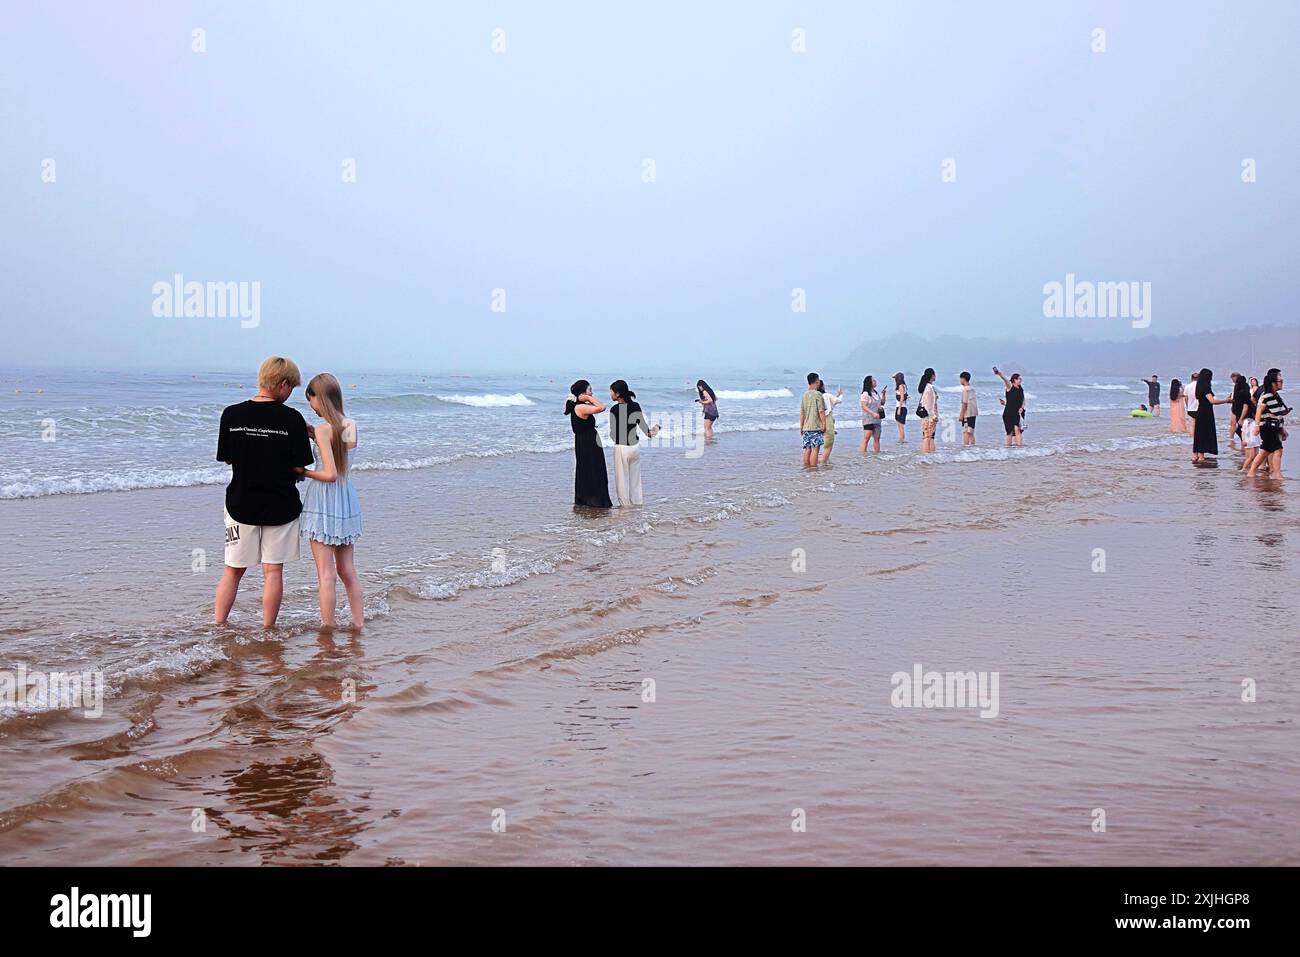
[608,379,659,506]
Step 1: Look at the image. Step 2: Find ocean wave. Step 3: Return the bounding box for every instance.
[711,388,794,400]
[0,466,228,500]
[1067,383,1139,391]
[437,393,535,408]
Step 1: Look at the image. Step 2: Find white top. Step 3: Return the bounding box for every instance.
[861,390,882,424]
[823,392,841,415]
[1185,382,1199,413]
[921,382,938,416]
[960,384,979,417]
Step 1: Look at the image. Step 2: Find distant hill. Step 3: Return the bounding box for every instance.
[840,325,1299,377]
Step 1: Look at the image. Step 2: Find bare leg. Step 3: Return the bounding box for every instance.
[214,565,247,623]
[261,563,285,629]
[310,539,337,627]
[335,544,365,628]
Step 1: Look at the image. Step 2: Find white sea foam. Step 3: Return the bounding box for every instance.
[0,467,228,500]
[437,392,535,408]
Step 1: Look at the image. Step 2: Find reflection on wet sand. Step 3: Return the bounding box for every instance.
[204,628,372,863]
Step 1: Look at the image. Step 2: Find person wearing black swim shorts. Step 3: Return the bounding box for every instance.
[893,372,908,443]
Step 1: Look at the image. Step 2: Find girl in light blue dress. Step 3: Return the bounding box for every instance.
[297,373,364,628]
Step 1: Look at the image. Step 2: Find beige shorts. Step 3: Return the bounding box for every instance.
[223,509,300,567]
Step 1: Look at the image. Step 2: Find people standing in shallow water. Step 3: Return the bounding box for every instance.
[818,379,844,464]
[298,372,365,629]
[1169,378,1187,433]
[565,380,612,508]
[916,368,938,452]
[893,373,909,443]
[799,372,827,468]
[1238,391,1261,473]
[958,371,978,446]
[1142,374,1161,416]
[695,379,718,439]
[607,379,659,506]
[1228,372,1250,450]
[860,375,884,453]
[214,356,315,629]
[1191,368,1233,463]
[994,366,1024,447]
[1247,368,1291,478]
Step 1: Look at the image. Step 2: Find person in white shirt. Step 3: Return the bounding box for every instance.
[917,368,938,453]
[818,380,844,464]
[958,371,979,446]
[859,375,885,453]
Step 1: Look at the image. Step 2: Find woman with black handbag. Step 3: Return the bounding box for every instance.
[916,368,938,452]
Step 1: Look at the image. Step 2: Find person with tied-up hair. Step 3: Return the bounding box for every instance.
[1247,368,1291,478]
[565,379,612,508]
[607,379,660,506]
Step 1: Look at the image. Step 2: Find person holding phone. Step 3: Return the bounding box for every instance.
[994,366,1024,447]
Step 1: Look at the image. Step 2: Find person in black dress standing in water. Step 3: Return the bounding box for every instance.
[1191,367,1233,463]
[565,379,613,508]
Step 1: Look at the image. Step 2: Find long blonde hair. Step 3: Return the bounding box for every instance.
[305,373,349,474]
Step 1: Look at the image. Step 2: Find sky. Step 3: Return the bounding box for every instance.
[1,1,1297,374]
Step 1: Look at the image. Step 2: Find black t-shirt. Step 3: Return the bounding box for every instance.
[216,400,314,526]
[608,400,651,446]
[1147,380,1160,404]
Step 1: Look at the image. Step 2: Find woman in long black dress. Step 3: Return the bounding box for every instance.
[1191,368,1233,463]
[565,379,613,508]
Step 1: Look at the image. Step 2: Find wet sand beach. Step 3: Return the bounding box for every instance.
[2,398,1296,865]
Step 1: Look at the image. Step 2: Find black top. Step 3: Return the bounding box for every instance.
[1004,385,1024,416]
[570,408,597,436]
[608,400,654,446]
[216,400,314,526]
[1147,380,1160,404]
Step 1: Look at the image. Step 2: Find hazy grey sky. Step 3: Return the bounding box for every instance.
[2,1,1297,373]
